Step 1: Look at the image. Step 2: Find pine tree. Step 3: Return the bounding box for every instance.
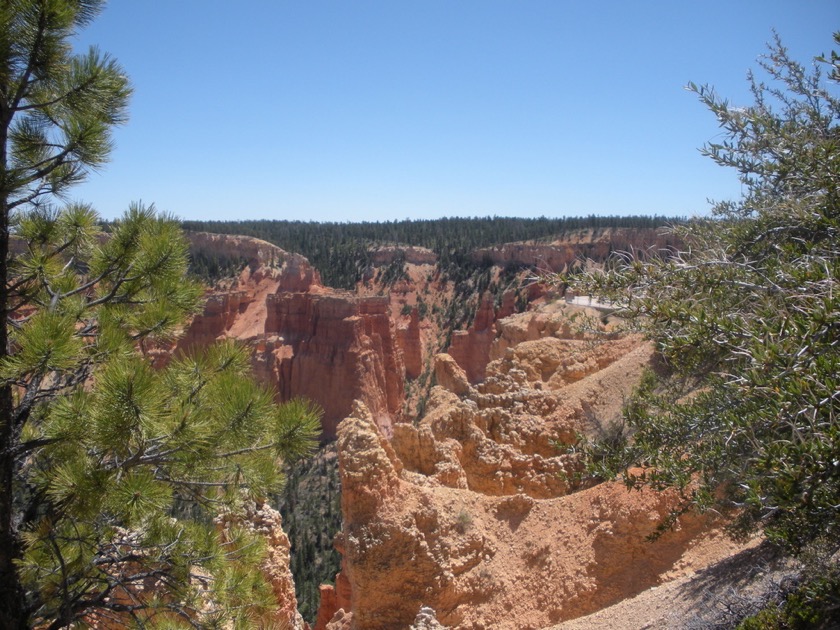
[0,3,320,627]
[573,34,840,554]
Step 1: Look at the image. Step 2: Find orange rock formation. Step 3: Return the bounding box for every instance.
[396,307,423,380]
[175,229,724,628]
[258,291,404,439]
[321,303,739,629]
[472,227,681,273]
[179,233,405,439]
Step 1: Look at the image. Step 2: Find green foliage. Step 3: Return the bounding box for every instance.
[188,249,249,283]
[737,540,840,629]
[376,250,409,287]
[277,445,342,624]
[0,4,321,626]
[5,206,322,627]
[417,295,429,320]
[182,215,678,289]
[573,34,840,554]
[1,1,132,205]
[454,508,473,534]
[737,578,840,629]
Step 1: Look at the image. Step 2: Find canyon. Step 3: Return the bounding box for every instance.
[179,233,405,440]
[174,229,754,629]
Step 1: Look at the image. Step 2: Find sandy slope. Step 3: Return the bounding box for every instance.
[551,540,797,629]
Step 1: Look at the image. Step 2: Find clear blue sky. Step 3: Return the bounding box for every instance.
[70,1,839,223]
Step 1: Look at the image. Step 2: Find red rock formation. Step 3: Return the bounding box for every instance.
[447,288,523,384]
[329,303,741,629]
[331,402,445,629]
[368,245,438,266]
[179,234,405,440]
[256,292,405,439]
[447,293,497,383]
[324,609,354,630]
[489,301,586,360]
[447,230,674,385]
[178,234,320,355]
[334,398,723,629]
[188,232,320,284]
[134,230,721,628]
[178,290,246,353]
[313,568,352,630]
[472,227,681,273]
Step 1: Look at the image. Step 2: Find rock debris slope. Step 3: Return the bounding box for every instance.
[319,303,743,630]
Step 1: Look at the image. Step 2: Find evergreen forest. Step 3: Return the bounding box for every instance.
[182,215,679,288]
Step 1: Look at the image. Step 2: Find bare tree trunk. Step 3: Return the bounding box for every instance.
[0,196,27,630]
[0,138,26,628]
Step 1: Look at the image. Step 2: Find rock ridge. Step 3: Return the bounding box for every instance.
[322,303,742,629]
[179,235,405,440]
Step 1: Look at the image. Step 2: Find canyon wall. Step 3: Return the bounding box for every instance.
[177,228,729,628]
[258,292,404,439]
[444,226,682,383]
[216,501,306,629]
[179,228,673,436]
[446,289,523,384]
[179,233,405,439]
[368,244,438,266]
[319,303,742,629]
[472,227,682,272]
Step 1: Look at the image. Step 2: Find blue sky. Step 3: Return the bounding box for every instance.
[71,1,839,222]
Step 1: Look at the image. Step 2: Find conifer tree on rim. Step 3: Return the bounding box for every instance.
[571,33,840,558]
[0,2,321,627]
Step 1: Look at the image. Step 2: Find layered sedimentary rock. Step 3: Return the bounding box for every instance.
[178,234,320,355]
[397,307,423,380]
[472,227,681,273]
[187,231,315,272]
[325,304,742,629]
[447,285,549,385]
[146,229,727,627]
[179,233,405,440]
[257,292,405,439]
[368,245,438,266]
[446,294,499,384]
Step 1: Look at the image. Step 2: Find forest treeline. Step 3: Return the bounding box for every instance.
[182,215,680,288]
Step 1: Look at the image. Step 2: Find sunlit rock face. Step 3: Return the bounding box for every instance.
[471,227,681,273]
[178,233,405,440]
[216,500,306,630]
[259,291,405,440]
[327,303,737,630]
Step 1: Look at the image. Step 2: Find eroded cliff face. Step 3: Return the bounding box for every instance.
[176,229,724,628]
[86,502,304,629]
[178,233,320,354]
[368,244,438,266]
[178,233,405,439]
[446,289,525,384]
[396,307,423,380]
[257,292,404,439]
[471,227,682,273]
[321,303,741,630]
